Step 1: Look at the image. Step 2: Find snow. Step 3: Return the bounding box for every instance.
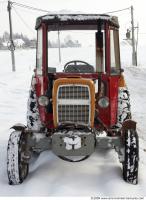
[7,131,22,185]
[42,14,113,22]
[38,14,118,30]
[0,45,146,196]
[2,42,7,47]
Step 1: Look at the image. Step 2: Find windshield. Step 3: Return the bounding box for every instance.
[47,30,97,72]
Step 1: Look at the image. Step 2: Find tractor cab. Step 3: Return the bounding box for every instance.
[35,14,121,128]
[7,14,139,186]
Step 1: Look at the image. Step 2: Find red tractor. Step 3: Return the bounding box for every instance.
[7,14,139,185]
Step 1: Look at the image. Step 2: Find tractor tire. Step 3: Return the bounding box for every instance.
[27,87,44,155]
[117,87,131,127]
[27,87,43,131]
[7,131,29,185]
[122,129,139,184]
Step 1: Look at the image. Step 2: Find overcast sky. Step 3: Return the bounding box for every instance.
[0,0,146,44]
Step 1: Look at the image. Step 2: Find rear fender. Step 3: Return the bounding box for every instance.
[10,123,26,131]
[121,119,137,137]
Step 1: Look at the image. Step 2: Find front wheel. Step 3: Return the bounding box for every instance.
[7,131,29,185]
[122,129,139,184]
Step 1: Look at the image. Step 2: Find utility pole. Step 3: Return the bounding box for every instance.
[131,5,137,66]
[7,0,16,72]
[58,29,61,63]
[135,23,139,66]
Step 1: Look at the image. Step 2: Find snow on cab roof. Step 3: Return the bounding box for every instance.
[35,14,119,30]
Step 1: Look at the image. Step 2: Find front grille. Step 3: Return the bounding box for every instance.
[58,86,89,99]
[57,85,90,125]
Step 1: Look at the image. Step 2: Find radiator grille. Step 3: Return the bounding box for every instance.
[57,85,90,125]
[58,86,89,99]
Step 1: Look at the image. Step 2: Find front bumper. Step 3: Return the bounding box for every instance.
[52,132,95,156]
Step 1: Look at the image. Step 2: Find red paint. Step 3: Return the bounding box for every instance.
[42,23,48,76]
[97,74,110,126]
[35,24,50,125]
[105,22,110,74]
[108,76,119,125]
[51,72,98,80]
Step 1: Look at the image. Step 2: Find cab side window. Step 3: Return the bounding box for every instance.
[95,30,105,73]
[110,29,121,74]
[36,28,43,75]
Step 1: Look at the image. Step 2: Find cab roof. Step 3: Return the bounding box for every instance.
[35,14,119,30]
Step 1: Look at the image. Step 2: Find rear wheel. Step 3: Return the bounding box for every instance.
[122,129,139,184]
[27,86,44,155]
[7,131,29,185]
[27,86,43,131]
[117,87,131,127]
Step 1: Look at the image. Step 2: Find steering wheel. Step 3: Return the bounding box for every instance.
[64,60,94,73]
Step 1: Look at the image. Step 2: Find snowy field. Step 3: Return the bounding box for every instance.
[0,46,146,196]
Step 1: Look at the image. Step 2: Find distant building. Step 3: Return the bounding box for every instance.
[14,39,25,48]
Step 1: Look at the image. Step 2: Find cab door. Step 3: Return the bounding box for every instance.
[108,28,121,126]
[35,24,48,123]
[96,23,121,127]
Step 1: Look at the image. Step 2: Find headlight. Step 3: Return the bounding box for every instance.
[38,96,49,106]
[98,97,109,108]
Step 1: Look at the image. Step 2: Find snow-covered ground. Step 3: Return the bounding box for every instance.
[0,45,146,196]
